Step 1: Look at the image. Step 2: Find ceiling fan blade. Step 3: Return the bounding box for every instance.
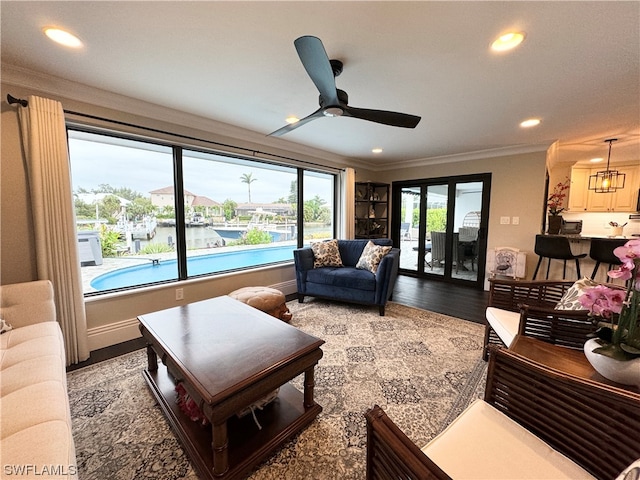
[268,108,325,137]
[294,36,340,106]
[343,106,421,128]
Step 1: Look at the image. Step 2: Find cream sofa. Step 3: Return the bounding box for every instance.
[0,280,78,479]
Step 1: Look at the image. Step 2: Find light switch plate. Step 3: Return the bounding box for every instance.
[500,216,510,225]
[512,216,520,225]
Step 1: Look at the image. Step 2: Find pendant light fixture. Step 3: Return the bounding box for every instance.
[588,138,626,193]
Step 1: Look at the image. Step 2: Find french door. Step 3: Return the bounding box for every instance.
[392,174,491,287]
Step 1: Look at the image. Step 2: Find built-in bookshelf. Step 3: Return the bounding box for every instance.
[355,182,389,239]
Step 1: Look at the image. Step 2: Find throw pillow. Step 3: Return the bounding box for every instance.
[311,239,343,268]
[554,277,599,310]
[356,240,392,274]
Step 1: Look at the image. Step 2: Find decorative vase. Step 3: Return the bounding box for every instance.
[547,215,562,234]
[583,338,640,387]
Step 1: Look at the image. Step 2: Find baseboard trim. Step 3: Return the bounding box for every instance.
[87,317,141,351]
[87,280,299,351]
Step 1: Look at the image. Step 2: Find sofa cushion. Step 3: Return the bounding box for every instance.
[337,238,392,266]
[555,277,598,310]
[311,239,343,268]
[356,240,392,274]
[485,307,520,347]
[0,322,65,369]
[1,381,71,439]
[2,421,77,478]
[422,399,594,479]
[306,266,376,291]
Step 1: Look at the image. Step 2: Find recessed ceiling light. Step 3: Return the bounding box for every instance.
[285,116,299,124]
[590,157,604,163]
[520,118,541,128]
[43,27,83,48]
[491,32,525,52]
[372,148,383,154]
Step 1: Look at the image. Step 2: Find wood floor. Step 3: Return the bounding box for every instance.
[392,275,488,324]
[67,275,489,372]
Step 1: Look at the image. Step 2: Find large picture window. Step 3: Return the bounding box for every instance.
[68,129,336,295]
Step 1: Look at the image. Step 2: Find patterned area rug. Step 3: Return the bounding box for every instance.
[68,300,487,479]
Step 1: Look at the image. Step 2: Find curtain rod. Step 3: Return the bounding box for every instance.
[7,94,28,107]
[6,93,344,172]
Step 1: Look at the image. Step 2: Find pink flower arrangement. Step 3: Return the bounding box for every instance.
[579,239,640,360]
[579,284,625,319]
[547,177,570,216]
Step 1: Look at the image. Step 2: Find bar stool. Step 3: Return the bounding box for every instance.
[589,238,627,281]
[532,235,587,280]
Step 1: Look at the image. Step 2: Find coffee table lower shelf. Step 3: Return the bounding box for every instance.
[143,364,322,480]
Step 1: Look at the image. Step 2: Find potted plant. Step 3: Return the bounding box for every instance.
[546,177,570,234]
[579,239,640,386]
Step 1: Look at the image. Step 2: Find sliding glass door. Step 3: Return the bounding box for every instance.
[393,174,491,287]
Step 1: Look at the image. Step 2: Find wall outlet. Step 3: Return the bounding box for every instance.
[500,216,510,225]
[512,216,520,225]
[175,288,184,301]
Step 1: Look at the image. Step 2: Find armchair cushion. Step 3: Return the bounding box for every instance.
[311,239,343,268]
[485,307,520,348]
[421,399,593,479]
[306,266,376,291]
[356,240,392,273]
[554,277,598,310]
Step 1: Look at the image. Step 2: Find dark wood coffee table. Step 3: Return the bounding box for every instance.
[138,296,324,479]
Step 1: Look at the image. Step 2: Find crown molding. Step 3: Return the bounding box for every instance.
[368,142,554,172]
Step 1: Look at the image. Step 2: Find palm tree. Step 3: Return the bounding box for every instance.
[240,172,257,203]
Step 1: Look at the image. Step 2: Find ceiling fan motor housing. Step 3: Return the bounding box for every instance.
[320,89,348,116]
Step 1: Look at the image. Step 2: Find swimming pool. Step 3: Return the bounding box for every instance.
[90,244,296,291]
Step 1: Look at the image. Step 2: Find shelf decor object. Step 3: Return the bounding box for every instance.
[355,182,389,239]
[588,138,626,193]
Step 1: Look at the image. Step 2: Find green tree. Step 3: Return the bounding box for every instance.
[426,208,447,233]
[243,227,272,245]
[74,197,95,219]
[222,199,237,221]
[127,197,154,221]
[303,195,328,223]
[240,172,257,203]
[288,180,298,205]
[99,195,123,224]
[98,225,122,257]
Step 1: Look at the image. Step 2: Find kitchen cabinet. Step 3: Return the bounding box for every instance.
[568,164,640,212]
[568,168,590,211]
[355,182,389,238]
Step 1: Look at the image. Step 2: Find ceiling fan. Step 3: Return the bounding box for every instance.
[269,36,421,137]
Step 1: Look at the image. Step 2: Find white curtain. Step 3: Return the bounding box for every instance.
[339,167,356,239]
[18,95,90,365]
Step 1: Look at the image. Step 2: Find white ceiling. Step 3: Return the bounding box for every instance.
[2,1,639,169]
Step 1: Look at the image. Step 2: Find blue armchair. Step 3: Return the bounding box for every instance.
[293,239,400,316]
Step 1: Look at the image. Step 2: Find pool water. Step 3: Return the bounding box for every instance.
[90,244,296,291]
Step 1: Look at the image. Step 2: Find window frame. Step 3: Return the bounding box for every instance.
[67,125,338,296]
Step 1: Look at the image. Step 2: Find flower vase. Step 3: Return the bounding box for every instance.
[583,338,640,387]
[547,215,562,234]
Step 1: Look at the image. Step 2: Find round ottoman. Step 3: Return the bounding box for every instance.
[228,286,292,323]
